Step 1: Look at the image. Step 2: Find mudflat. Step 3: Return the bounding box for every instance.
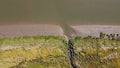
[0,24,120,38]
[71,25,120,37]
[0,24,64,38]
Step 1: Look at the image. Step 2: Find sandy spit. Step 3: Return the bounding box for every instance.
[71,25,120,37]
[0,24,64,38]
[0,24,120,38]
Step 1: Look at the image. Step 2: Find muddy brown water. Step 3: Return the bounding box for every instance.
[0,0,120,25]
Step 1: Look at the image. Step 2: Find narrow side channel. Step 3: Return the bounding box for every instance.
[67,37,76,68]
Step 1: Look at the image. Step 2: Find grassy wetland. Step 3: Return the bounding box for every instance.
[0,36,70,68]
[0,33,120,68]
[71,33,120,68]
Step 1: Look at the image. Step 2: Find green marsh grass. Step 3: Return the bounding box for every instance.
[72,36,120,68]
[0,36,70,68]
[0,34,120,68]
